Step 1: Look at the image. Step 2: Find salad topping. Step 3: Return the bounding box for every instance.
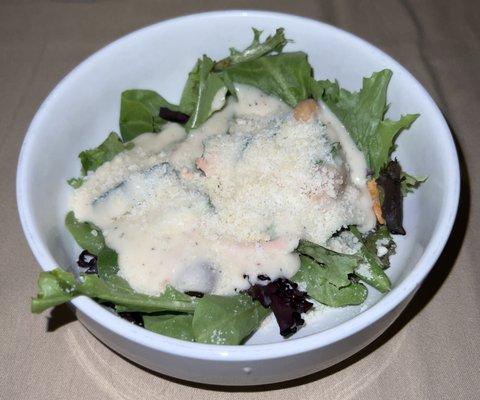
[70,85,375,296]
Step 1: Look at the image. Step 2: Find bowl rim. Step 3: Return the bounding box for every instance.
[17,9,460,362]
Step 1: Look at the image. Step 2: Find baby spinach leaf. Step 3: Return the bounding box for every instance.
[222,52,312,107]
[65,211,105,255]
[143,314,195,341]
[214,28,288,71]
[192,294,270,345]
[293,256,367,307]
[120,90,179,141]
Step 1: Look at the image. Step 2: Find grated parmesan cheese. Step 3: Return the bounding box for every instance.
[69,85,375,296]
[325,231,361,255]
[376,237,391,257]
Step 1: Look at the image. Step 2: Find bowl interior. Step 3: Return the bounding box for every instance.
[18,11,458,347]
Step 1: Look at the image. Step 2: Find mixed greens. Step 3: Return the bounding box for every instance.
[32,28,424,345]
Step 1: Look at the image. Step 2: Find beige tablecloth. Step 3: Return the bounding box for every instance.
[1,1,479,399]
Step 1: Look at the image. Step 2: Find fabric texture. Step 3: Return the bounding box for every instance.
[1,0,478,399]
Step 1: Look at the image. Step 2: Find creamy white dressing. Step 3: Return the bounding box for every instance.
[211,87,228,112]
[70,85,375,296]
[317,101,377,232]
[133,125,187,154]
[169,85,289,171]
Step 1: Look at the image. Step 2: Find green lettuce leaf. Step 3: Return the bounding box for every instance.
[296,240,357,288]
[68,132,133,188]
[350,226,391,293]
[222,52,312,107]
[79,132,133,174]
[80,277,197,313]
[95,246,196,313]
[95,247,140,294]
[96,246,119,280]
[66,177,84,189]
[179,27,291,126]
[31,269,77,313]
[364,225,396,268]
[114,286,195,313]
[297,233,391,294]
[313,70,391,151]
[293,256,368,307]
[143,314,195,341]
[63,216,197,314]
[180,56,227,131]
[312,70,419,176]
[65,211,105,255]
[179,59,202,116]
[192,294,270,345]
[310,79,340,103]
[214,28,288,71]
[97,246,140,300]
[401,172,427,196]
[372,115,419,174]
[31,268,198,314]
[364,225,393,253]
[120,90,179,141]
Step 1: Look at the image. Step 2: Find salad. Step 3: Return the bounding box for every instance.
[31,28,425,345]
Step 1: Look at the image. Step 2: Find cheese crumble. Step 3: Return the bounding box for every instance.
[70,85,375,296]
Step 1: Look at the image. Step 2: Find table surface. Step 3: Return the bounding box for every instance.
[1,1,479,399]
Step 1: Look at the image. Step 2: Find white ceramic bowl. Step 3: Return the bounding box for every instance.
[17,10,459,385]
